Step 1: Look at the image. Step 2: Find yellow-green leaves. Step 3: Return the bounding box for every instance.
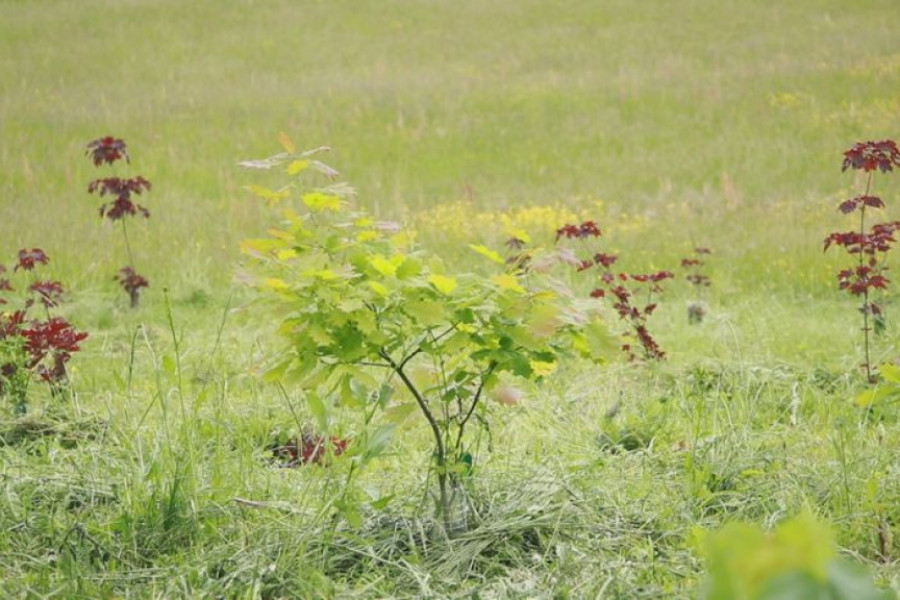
[241,139,616,512]
[427,273,457,295]
[368,281,389,297]
[696,512,886,600]
[369,254,405,277]
[286,159,309,175]
[470,244,504,264]
[529,360,556,377]
[491,273,525,294]
[303,268,340,281]
[264,277,289,290]
[302,192,341,212]
[878,363,900,383]
[855,363,900,408]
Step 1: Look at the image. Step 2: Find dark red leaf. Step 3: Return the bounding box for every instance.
[115,267,149,294]
[593,253,618,268]
[15,248,49,271]
[28,281,64,308]
[88,176,152,221]
[86,136,129,166]
[842,140,900,173]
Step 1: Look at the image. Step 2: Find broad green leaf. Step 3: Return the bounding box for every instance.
[302,192,341,212]
[384,402,417,424]
[356,230,378,242]
[352,310,379,337]
[375,384,394,409]
[440,331,472,355]
[404,299,450,326]
[302,268,340,281]
[571,320,616,361]
[878,363,900,383]
[396,256,422,279]
[855,385,898,408]
[774,511,834,578]
[285,159,309,175]
[263,277,289,290]
[492,273,525,294]
[276,249,298,261]
[530,360,556,377]
[527,303,561,338]
[262,358,292,383]
[469,244,505,264]
[338,298,365,312]
[363,424,396,459]
[369,254,402,277]
[331,323,365,360]
[428,273,457,295]
[368,281,389,297]
[826,559,893,600]
[306,324,333,345]
[756,571,822,600]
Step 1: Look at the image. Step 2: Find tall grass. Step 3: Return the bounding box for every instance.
[2,0,900,596]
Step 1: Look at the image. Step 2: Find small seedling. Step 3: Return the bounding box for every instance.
[824,140,900,381]
[682,246,712,324]
[242,138,608,534]
[556,220,672,361]
[85,136,151,307]
[0,249,88,414]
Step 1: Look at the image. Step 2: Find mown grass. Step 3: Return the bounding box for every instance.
[2,0,900,597]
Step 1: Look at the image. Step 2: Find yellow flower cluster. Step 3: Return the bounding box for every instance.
[413,199,607,244]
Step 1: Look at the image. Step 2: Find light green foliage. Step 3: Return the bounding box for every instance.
[241,139,610,531]
[700,512,892,600]
[856,364,900,410]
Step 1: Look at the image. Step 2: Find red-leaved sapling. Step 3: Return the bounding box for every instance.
[85,136,151,307]
[0,249,88,414]
[824,140,900,381]
[556,220,673,361]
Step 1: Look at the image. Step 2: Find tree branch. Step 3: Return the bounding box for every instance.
[378,348,445,466]
[454,361,497,452]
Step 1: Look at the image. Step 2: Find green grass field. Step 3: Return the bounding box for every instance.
[2,0,900,597]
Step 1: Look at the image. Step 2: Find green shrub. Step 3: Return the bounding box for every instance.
[240,137,611,535]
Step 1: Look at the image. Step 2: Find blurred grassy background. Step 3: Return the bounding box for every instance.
[2,0,899,298]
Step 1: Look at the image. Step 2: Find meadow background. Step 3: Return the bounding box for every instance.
[2,0,900,597]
